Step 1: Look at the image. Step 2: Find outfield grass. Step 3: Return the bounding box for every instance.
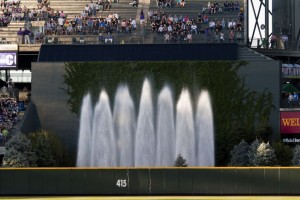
[1,196,300,200]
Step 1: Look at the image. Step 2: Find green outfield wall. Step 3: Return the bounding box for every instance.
[0,168,299,195]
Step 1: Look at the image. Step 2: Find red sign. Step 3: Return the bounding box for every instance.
[280,112,300,134]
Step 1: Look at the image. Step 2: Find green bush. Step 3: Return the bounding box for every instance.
[252,142,277,166]
[229,140,250,166]
[174,154,188,167]
[292,145,300,166]
[29,130,74,167]
[273,141,292,166]
[3,133,37,167]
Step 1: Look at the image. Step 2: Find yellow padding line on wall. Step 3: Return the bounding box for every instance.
[1,196,300,200]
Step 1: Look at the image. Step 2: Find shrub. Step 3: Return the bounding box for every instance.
[174,154,188,167]
[273,141,292,166]
[29,130,72,167]
[3,133,36,167]
[292,145,300,166]
[229,139,250,166]
[252,142,277,166]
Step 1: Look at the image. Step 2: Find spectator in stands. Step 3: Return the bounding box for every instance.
[190,23,198,34]
[105,33,113,43]
[229,29,234,42]
[87,18,93,34]
[236,20,242,31]
[58,15,64,28]
[180,0,186,7]
[164,32,170,43]
[140,8,145,26]
[90,2,97,16]
[270,34,277,49]
[186,31,192,43]
[35,30,43,43]
[219,31,224,42]
[60,10,66,18]
[238,10,244,22]
[157,24,164,34]
[234,1,240,11]
[130,18,137,30]
[103,0,110,11]
[37,0,43,9]
[17,28,23,44]
[288,93,294,106]
[209,20,215,31]
[293,92,299,105]
[6,79,14,97]
[281,34,288,49]
[129,0,138,7]
[30,31,35,44]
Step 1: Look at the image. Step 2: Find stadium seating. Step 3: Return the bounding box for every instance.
[0,0,244,44]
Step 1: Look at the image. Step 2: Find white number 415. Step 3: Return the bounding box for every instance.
[116,179,127,187]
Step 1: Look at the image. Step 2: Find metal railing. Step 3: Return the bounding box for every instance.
[249,38,300,51]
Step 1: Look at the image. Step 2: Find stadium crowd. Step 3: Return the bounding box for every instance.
[1,0,247,44]
[148,1,244,43]
[0,79,22,144]
[12,0,139,44]
[0,96,19,144]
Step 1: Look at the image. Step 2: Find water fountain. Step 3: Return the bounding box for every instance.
[175,89,197,166]
[76,94,93,167]
[135,79,156,166]
[156,86,175,166]
[77,78,215,167]
[90,90,117,167]
[113,85,136,167]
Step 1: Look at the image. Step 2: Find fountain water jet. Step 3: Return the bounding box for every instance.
[135,79,155,166]
[76,94,93,167]
[156,85,175,166]
[113,85,136,167]
[90,90,117,167]
[196,90,215,166]
[175,89,196,166]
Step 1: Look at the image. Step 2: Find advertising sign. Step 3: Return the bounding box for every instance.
[280,111,300,134]
[280,111,300,143]
[282,67,300,78]
[0,52,17,68]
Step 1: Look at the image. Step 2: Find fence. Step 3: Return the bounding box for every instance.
[0,167,300,195]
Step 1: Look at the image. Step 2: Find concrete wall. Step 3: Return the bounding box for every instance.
[31,62,79,154]
[19,102,41,134]
[0,167,300,195]
[295,0,300,40]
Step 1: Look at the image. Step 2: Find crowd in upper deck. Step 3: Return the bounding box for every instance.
[0,0,250,44]
[8,0,140,44]
[148,1,244,43]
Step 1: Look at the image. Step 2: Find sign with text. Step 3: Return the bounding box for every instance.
[282,67,300,78]
[280,111,300,134]
[0,52,17,68]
